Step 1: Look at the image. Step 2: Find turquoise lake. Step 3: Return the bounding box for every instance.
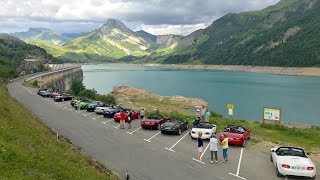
[82,64,320,126]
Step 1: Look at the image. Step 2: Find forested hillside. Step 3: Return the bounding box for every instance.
[0,34,60,80]
[159,0,320,67]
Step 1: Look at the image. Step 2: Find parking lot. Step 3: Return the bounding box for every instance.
[10,84,319,180]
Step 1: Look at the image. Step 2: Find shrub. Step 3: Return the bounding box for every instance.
[32,80,38,87]
[78,89,97,99]
[94,94,116,105]
[70,79,85,95]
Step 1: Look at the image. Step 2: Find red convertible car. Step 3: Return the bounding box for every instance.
[114,110,139,122]
[220,125,251,147]
[141,114,169,129]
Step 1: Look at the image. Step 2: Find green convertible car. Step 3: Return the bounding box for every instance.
[73,100,92,110]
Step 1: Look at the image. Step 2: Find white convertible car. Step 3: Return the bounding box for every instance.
[271,147,316,179]
[190,122,217,139]
[94,106,112,114]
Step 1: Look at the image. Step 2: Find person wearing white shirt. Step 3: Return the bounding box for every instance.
[209,134,218,164]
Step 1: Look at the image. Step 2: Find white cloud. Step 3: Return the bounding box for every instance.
[142,24,208,36]
[0,0,280,35]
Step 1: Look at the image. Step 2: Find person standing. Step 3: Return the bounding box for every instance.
[140,108,145,119]
[205,111,211,123]
[220,134,229,162]
[119,110,126,129]
[127,110,132,129]
[197,131,204,161]
[201,105,208,122]
[196,109,201,118]
[209,134,218,164]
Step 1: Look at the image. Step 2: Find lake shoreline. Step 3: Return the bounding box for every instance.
[144,64,320,77]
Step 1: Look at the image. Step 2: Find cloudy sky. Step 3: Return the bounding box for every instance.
[0,0,280,35]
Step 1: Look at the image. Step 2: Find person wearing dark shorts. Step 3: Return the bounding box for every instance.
[128,110,132,129]
[197,131,204,161]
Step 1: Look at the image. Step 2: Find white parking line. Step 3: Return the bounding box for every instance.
[101,119,112,124]
[22,86,34,95]
[144,131,161,143]
[82,113,94,117]
[92,116,103,120]
[69,108,73,111]
[113,125,120,129]
[59,104,63,107]
[55,103,58,105]
[229,148,246,180]
[127,127,142,135]
[192,143,210,164]
[165,132,189,152]
[64,107,68,109]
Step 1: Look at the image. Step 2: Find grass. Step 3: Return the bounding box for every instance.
[22,81,40,88]
[148,110,320,151]
[0,83,119,180]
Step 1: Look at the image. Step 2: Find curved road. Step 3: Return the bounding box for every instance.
[7,74,316,180]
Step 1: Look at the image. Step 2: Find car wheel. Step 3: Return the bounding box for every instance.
[178,128,182,135]
[241,140,246,147]
[276,165,282,177]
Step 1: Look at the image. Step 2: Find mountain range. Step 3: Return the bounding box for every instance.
[9,0,320,67]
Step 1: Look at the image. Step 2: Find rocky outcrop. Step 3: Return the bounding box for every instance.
[110,86,207,115]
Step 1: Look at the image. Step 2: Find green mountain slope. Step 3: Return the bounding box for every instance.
[159,0,320,66]
[37,19,152,62]
[0,34,60,80]
[11,28,70,46]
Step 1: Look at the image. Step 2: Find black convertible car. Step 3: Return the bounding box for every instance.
[160,118,189,135]
[102,106,123,118]
[86,101,106,112]
[54,95,74,102]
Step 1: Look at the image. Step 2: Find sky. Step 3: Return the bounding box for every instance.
[0,0,280,36]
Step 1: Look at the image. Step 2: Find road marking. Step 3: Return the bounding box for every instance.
[64,107,68,109]
[69,108,73,111]
[55,103,58,105]
[192,158,206,164]
[165,132,189,152]
[113,125,120,129]
[92,116,103,120]
[82,113,94,117]
[192,143,210,164]
[229,148,246,180]
[144,131,161,143]
[101,119,112,124]
[59,105,63,107]
[22,86,34,95]
[127,127,142,135]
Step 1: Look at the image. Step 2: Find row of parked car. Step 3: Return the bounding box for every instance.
[37,88,317,179]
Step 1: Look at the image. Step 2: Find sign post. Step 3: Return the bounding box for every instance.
[262,107,282,126]
[227,104,234,119]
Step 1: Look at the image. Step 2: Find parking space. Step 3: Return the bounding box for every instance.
[25,85,319,180]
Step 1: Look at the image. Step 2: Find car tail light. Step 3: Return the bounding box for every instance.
[205,132,210,135]
[307,167,314,170]
[282,164,290,169]
[191,131,195,134]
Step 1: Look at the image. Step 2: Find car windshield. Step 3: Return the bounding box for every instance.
[276,147,307,158]
[148,114,164,120]
[167,118,183,124]
[224,126,246,134]
[194,123,214,129]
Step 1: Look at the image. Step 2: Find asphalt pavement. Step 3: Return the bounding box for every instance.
[7,77,318,180]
